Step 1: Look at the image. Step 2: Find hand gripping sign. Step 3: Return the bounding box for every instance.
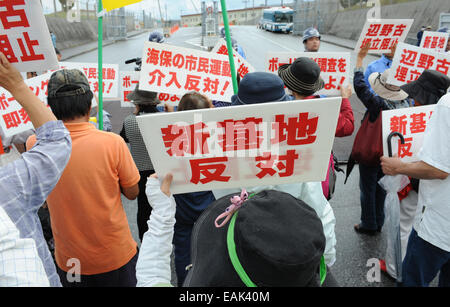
[120,71,183,108]
[140,42,235,102]
[420,31,449,53]
[212,38,255,80]
[0,72,52,137]
[265,52,351,96]
[136,97,341,194]
[382,104,435,163]
[387,43,450,87]
[355,19,414,54]
[0,0,58,72]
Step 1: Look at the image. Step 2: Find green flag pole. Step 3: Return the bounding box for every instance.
[219,0,238,94]
[97,0,104,130]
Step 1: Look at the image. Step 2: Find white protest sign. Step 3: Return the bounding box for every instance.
[120,71,183,108]
[136,97,341,194]
[0,0,58,72]
[0,72,51,137]
[265,52,351,96]
[387,43,450,87]
[58,62,120,98]
[140,42,234,102]
[0,70,99,137]
[420,31,449,53]
[355,19,414,53]
[212,38,255,79]
[382,105,435,163]
[120,71,139,107]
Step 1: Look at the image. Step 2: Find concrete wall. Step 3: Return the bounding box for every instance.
[321,0,450,43]
[46,16,98,50]
[46,15,137,50]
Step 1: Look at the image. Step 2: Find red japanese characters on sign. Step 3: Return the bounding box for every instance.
[211,39,255,80]
[0,72,52,137]
[60,62,120,98]
[388,43,450,87]
[420,31,449,53]
[382,105,436,162]
[140,42,235,102]
[137,97,342,194]
[355,20,414,54]
[1,0,58,71]
[265,52,350,96]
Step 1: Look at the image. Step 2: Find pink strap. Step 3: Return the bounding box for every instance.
[215,189,248,228]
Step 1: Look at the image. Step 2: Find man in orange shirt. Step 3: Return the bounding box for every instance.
[27,69,140,287]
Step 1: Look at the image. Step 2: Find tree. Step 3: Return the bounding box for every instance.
[340,0,366,8]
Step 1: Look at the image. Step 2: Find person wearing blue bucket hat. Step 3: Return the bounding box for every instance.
[231,72,290,105]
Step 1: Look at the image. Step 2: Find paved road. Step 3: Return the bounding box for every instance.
[68,26,401,287]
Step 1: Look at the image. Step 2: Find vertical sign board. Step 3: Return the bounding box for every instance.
[0,0,59,72]
[354,19,414,54]
[136,97,341,194]
[265,52,351,96]
[382,105,436,163]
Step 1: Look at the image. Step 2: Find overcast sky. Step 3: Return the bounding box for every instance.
[41,0,292,20]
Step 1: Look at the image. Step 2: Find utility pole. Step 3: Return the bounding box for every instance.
[243,0,249,22]
[53,0,57,16]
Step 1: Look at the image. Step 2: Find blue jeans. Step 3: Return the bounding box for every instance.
[358,163,386,230]
[402,229,450,287]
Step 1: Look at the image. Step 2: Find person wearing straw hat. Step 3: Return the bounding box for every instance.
[380,71,450,287]
[348,43,412,237]
[137,173,339,287]
[223,72,337,268]
[277,57,354,201]
[120,83,161,242]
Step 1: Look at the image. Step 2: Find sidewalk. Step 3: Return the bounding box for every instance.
[321,34,358,50]
[60,29,149,61]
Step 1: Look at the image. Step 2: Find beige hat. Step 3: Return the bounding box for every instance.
[368,69,408,101]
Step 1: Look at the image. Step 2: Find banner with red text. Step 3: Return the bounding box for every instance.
[382,105,435,163]
[0,0,58,72]
[136,97,341,194]
[355,19,414,54]
[387,43,450,87]
[420,31,449,53]
[58,62,119,98]
[265,52,351,96]
[140,42,234,102]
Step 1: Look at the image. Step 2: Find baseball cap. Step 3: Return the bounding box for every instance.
[48,69,91,98]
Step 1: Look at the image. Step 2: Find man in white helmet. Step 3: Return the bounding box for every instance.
[303,27,321,52]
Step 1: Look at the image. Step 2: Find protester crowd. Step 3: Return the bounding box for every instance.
[0,25,450,288]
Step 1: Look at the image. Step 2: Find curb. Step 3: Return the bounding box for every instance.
[62,30,149,61]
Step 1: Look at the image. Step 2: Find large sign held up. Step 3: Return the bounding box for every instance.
[355,19,414,53]
[139,42,235,102]
[387,43,450,87]
[265,52,351,96]
[136,97,341,194]
[0,0,58,72]
[382,105,435,163]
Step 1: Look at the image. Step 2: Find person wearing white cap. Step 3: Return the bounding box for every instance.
[303,27,321,52]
